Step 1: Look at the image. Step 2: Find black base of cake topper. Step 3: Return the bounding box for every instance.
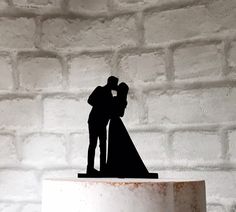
[77,173,159,179]
[78,76,159,179]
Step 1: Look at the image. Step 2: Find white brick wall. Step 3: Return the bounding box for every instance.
[0,0,235,211]
[18,56,63,91]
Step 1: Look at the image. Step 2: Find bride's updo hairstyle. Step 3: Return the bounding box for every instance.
[117,82,129,99]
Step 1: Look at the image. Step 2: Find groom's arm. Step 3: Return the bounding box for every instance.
[87,86,101,106]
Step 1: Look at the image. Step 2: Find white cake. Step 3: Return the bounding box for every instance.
[42,178,206,212]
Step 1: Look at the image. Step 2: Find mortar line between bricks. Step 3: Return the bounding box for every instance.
[34,16,43,49]
[164,47,175,81]
[58,54,69,90]
[135,11,145,47]
[10,52,19,91]
[221,40,231,77]
[0,200,41,204]
[0,79,236,97]
[220,130,230,161]
[64,133,72,165]
[142,0,208,13]
[1,122,236,137]
[0,32,234,56]
[1,164,234,172]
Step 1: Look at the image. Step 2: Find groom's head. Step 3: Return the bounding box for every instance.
[107,76,118,90]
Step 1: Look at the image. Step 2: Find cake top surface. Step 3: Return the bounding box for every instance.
[43,178,205,183]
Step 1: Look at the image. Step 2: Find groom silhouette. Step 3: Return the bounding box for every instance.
[86,76,118,175]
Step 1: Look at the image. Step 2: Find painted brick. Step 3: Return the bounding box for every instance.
[68,55,111,89]
[12,0,62,8]
[69,0,108,13]
[0,56,13,90]
[159,170,236,198]
[230,205,236,212]
[117,0,192,6]
[43,97,90,130]
[122,94,140,126]
[174,45,222,80]
[0,203,20,212]
[0,98,41,128]
[0,134,18,165]
[41,16,138,49]
[228,130,236,161]
[117,0,194,3]
[172,131,221,162]
[0,170,40,201]
[18,56,62,91]
[21,133,66,167]
[147,88,236,125]
[21,203,41,212]
[0,1,8,10]
[69,133,95,169]
[69,134,100,170]
[207,204,226,212]
[0,18,35,49]
[129,132,167,166]
[228,42,236,76]
[42,169,80,179]
[115,0,197,11]
[144,6,219,44]
[207,0,236,30]
[119,51,165,83]
[70,132,100,173]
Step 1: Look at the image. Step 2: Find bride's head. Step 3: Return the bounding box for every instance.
[117,82,129,98]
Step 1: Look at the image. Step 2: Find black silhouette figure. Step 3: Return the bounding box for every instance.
[86,76,118,175]
[105,82,158,178]
[78,76,158,178]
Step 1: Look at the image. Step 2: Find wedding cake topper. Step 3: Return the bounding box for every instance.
[78,76,158,178]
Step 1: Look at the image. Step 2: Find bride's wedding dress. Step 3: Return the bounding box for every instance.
[106,95,149,178]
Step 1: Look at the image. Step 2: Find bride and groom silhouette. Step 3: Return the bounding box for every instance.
[81,76,158,178]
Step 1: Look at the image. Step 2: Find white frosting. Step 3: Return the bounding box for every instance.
[42,178,206,212]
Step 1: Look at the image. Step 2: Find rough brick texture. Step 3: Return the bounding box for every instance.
[0,98,41,128]
[12,0,62,9]
[21,204,41,212]
[147,88,236,125]
[0,134,18,166]
[68,55,111,89]
[119,51,165,83]
[174,45,222,80]
[69,133,91,168]
[18,56,63,91]
[41,17,138,50]
[0,170,40,201]
[0,203,20,212]
[228,42,236,76]
[130,132,167,166]
[21,133,67,167]
[172,131,221,162]
[0,1,8,9]
[144,6,219,45]
[69,0,108,13]
[0,18,35,49]
[0,0,236,211]
[43,97,89,130]
[228,130,236,161]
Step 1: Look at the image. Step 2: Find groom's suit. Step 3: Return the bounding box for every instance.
[87,85,113,172]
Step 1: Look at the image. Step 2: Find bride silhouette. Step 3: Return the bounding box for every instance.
[105,83,158,178]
